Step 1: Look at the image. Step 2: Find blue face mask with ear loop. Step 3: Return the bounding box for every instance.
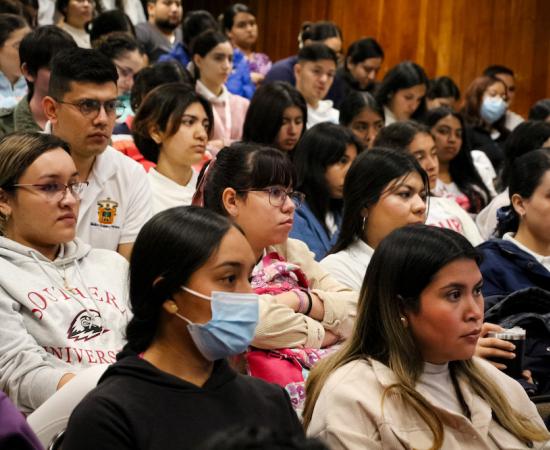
[174,286,259,361]
[480,95,508,124]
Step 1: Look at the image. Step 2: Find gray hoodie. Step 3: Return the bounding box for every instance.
[0,237,129,413]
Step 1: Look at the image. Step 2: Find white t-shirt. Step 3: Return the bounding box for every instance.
[76,146,152,251]
[320,239,373,291]
[148,167,198,215]
[306,100,339,128]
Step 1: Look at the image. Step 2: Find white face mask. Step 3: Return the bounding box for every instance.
[175,286,259,361]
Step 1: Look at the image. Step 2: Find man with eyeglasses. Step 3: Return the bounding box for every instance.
[136,0,183,62]
[42,48,152,260]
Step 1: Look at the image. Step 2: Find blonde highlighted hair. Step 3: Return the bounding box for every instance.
[303,225,549,449]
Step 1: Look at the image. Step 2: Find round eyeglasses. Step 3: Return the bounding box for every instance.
[238,187,305,208]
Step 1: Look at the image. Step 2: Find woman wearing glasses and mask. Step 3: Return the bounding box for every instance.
[0,132,130,414]
[62,206,304,450]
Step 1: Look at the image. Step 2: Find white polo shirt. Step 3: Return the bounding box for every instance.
[45,122,152,251]
[77,146,152,251]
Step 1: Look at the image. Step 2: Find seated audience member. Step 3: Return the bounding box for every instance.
[159,10,254,100]
[0,0,36,26]
[0,132,130,413]
[476,120,550,239]
[135,0,182,62]
[478,149,550,297]
[305,224,549,448]
[113,59,192,136]
[0,14,30,111]
[290,123,362,260]
[111,61,192,171]
[191,30,249,152]
[221,3,272,85]
[294,43,339,128]
[424,107,495,213]
[99,0,145,25]
[132,83,212,213]
[62,206,304,450]
[0,391,43,449]
[335,37,383,105]
[0,26,76,137]
[87,9,136,45]
[201,143,357,350]
[374,61,429,126]
[265,21,344,105]
[56,0,96,48]
[43,48,152,259]
[374,121,483,245]
[320,149,427,291]
[529,98,550,122]
[242,81,307,156]
[339,91,384,149]
[484,64,524,131]
[461,76,510,171]
[94,32,147,122]
[426,76,460,111]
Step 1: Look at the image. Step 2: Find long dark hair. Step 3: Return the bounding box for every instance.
[375,61,429,120]
[190,30,229,81]
[424,106,491,213]
[202,143,297,217]
[330,148,428,254]
[339,91,384,126]
[132,83,213,163]
[497,149,550,237]
[293,123,362,235]
[125,206,238,352]
[242,81,307,150]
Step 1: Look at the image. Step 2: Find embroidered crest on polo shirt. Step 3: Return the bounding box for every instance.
[67,309,110,342]
[97,197,118,225]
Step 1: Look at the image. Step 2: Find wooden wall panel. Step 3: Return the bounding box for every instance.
[185,0,550,116]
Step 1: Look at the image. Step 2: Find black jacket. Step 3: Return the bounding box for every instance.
[62,352,303,450]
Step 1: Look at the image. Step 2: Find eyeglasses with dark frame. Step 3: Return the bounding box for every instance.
[55,98,125,118]
[10,181,89,201]
[238,186,305,208]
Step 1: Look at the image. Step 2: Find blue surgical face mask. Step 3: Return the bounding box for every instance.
[480,95,507,124]
[175,286,259,361]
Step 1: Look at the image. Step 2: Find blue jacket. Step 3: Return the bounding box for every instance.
[289,202,340,261]
[478,239,550,297]
[159,45,255,100]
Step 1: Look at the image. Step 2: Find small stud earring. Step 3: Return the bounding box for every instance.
[400,316,408,327]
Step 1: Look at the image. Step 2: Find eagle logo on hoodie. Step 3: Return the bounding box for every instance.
[67,309,110,342]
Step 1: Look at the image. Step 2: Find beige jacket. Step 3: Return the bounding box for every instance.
[253,239,358,350]
[307,357,548,449]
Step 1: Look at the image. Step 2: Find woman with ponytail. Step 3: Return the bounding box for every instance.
[305,224,549,449]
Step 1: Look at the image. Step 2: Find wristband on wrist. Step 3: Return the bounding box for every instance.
[294,290,306,313]
[303,290,313,316]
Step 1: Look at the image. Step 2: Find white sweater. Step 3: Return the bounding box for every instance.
[0,237,130,413]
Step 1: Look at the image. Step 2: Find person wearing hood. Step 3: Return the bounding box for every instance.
[0,132,130,414]
[62,206,303,450]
